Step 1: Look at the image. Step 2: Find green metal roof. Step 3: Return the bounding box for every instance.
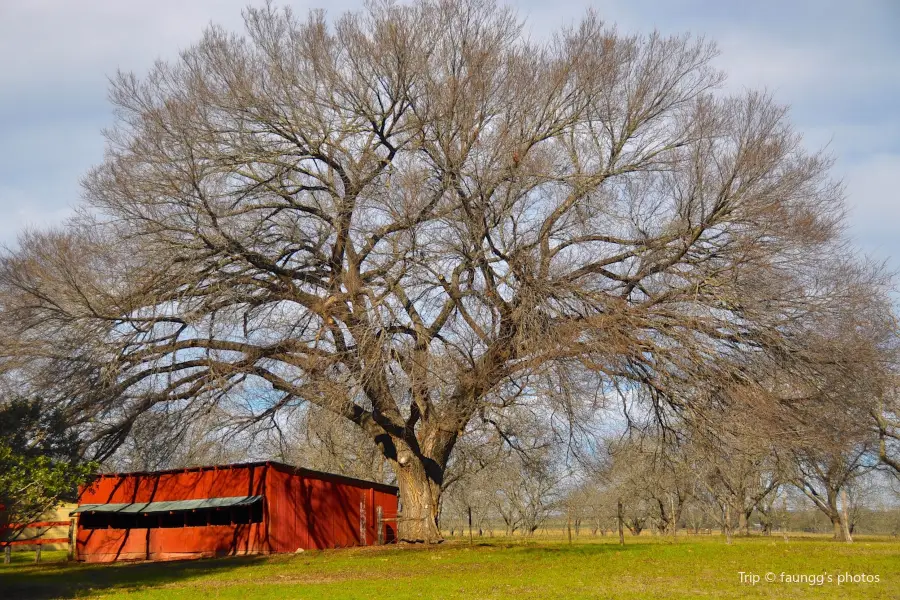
[70,495,262,515]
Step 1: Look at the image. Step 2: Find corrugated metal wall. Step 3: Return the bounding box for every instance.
[77,464,269,562]
[76,462,398,562]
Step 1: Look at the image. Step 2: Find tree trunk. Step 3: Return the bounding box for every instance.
[670,494,677,539]
[395,461,443,543]
[821,490,850,543]
[724,504,732,545]
[839,488,853,543]
[617,499,625,545]
[831,515,844,540]
[738,510,749,536]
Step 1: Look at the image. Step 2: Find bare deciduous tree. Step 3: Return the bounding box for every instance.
[688,403,785,537]
[874,385,900,478]
[0,0,881,542]
[791,446,871,543]
[493,450,562,536]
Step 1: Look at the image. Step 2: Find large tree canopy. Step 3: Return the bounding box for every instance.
[0,0,887,541]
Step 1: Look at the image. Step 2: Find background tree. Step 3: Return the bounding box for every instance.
[874,383,900,478]
[492,449,562,536]
[108,404,245,472]
[440,403,565,536]
[791,445,871,543]
[785,275,895,543]
[754,485,790,536]
[689,403,785,537]
[0,397,96,538]
[0,0,888,542]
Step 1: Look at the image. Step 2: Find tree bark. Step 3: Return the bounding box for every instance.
[738,510,749,536]
[617,499,625,545]
[395,460,443,543]
[839,488,853,543]
[724,504,733,545]
[822,490,852,543]
[670,494,677,539]
[831,515,843,540]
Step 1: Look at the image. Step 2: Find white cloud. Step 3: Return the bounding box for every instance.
[844,154,900,239]
[0,2,246,86]
[0,185,74,243]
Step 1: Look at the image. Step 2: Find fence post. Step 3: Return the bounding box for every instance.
[359,501,367,546]
[35,545,42,563]
[3,546,10,564]
[376,506,384,545]
[617,498,625,546]
[68,518,76,561]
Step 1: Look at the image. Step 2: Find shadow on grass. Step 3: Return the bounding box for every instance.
[515,542,645,556]
[1,540,657,599]
[444,538,647,556]
[0,554,270,600]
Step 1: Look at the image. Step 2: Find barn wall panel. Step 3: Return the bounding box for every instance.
[80,465,268,505]
[332,481,361,548]
[266,467,309,553]
[148,524,259,556]
[77,527,149,562]
[305,478,330,549]
[77,523,263,562]
[375,489,399,542]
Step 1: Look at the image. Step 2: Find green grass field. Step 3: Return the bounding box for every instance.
[2,535,898,599]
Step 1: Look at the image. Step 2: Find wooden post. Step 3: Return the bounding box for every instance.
[35,545,42,563]
[376,506,384,545]
[359,500,367,546]
[467,506,473,546]
[617,498,625,546]
[68,518,76,561]
[4,546,10,564]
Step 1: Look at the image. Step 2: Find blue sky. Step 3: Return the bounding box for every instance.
[1,0,898,277]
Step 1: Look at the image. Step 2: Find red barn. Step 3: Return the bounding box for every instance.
[71,461,398,562]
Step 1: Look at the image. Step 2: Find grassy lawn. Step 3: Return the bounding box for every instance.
[2,535,898,599]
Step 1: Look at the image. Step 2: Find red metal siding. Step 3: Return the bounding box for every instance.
[375,489,400,543]
[80,464,268,505]
[77,464,271,562]
[266,466,306,553]
[75,462,398,562]
[77,524,266,562]
[265,464,398,552]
